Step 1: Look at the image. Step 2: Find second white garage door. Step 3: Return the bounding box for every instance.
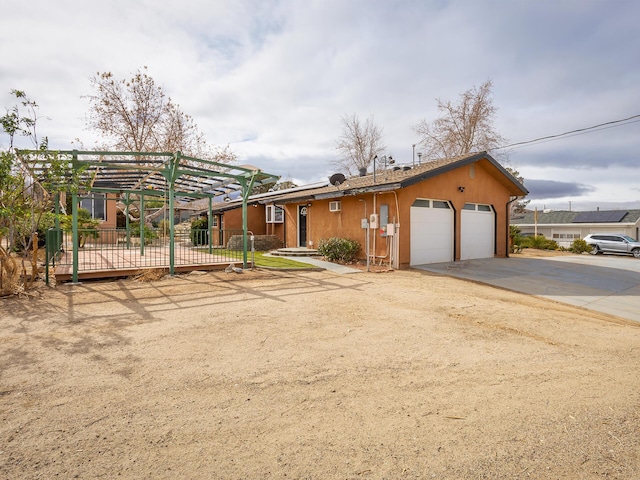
[461,203,494,260]
[410,199,454,265]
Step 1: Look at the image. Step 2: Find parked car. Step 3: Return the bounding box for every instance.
[583,233,640,258]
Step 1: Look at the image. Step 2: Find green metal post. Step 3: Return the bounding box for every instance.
[241,183,248,268]
[240,173,257,268]
[54,192,60,229]
[168,153,179,276]
[140,193,145,256]
[72,192,79,284]
[208,197,213,254]
[125,193,130,249]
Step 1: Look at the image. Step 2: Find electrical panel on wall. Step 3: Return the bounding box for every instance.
[380,204,389,236]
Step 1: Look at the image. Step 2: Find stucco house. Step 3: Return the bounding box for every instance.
[253,152,527,268]
[511,209,640,248]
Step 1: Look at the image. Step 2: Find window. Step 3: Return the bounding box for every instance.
[412,199,430,208]
[266,205,284,223]
[80,193,106,221]
[432,200,450,209]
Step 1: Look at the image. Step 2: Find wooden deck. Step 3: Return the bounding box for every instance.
[53,246,249,282]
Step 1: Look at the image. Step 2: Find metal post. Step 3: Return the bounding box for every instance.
[208,197,213,255]
[169,182,175,276]
[71,192,79,284]
[125,192,131,249]
[140,193,145,256]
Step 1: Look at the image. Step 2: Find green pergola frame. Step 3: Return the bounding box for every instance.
[19,150,279,282]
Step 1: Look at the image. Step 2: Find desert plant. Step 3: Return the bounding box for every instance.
[318,237,361,263]
[570,238,590,254]
[521,235,559,251]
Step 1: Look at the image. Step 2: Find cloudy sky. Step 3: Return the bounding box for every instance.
[2,0,639,211]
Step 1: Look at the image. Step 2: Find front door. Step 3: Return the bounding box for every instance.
[298,205,308,247]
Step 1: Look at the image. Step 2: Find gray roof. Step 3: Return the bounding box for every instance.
[511,209,640,225]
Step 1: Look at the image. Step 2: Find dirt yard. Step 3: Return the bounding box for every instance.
[1,259,639,479]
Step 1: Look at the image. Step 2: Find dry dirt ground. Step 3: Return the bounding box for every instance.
[1,257,639,479]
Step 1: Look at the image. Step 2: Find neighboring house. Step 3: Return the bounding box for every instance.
[257,152,527,268]
[511,209,640,248]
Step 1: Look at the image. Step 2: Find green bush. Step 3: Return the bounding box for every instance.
[521,235,559,250]
[60,208,100,248]
[318,237,361,263]
[190,217,209,245]
[570,238,590,254]
[130,221,158,240]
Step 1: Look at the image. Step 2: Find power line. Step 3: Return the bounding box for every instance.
[490,114,640,151]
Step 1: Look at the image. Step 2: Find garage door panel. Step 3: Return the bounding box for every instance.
[461,206,494,260]
[410,203,453,265]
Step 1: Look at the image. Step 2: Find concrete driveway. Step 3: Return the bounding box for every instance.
[414,253,640,323]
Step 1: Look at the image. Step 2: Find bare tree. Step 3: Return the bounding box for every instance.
[333,113,386,175]
[413,80,506,161]
[85,67,234,163]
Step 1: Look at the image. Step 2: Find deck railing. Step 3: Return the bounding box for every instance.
[49,228,248,279]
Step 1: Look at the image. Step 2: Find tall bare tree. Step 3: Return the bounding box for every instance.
[85,67,235,163]
[413,80,506,161]
[333,113,386,175]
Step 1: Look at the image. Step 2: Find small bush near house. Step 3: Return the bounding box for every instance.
[570,238,591,254]
[318,237,361,263]
[521,235,559,251]
[130,221,158,241]
[190,217,209,246]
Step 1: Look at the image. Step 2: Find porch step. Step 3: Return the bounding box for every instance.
[270,247,320,257]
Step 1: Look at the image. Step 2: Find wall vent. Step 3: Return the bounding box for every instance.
[329,201,341,212]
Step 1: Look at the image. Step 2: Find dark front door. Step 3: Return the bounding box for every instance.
[298,205,308,247]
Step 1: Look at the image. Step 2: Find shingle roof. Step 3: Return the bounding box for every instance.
[264,152,527,204]
[511,209,640,225]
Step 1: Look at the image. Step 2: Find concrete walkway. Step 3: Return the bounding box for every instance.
[414,254,640,323]
[276,256,362,274]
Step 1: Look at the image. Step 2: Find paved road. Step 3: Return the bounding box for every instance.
[414,254,640,323]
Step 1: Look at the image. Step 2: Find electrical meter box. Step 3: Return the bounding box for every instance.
[369,213,379,229]
[386,223,395,236]
[361,218,369,229]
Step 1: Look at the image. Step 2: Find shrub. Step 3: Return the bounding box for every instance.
[570,238,590,254]
[318,237,361,263]
[190,217,209,245]
[521,235,559,250]
[130,221,158,241]
[60,208,100,248]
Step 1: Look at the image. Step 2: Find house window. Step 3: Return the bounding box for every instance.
[266,205,284,223]
[211,215,218,228]
[80,193,106,221]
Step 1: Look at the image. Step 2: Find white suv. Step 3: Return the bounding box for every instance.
[583,234,640,258]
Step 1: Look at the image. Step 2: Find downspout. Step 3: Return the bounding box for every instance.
[506,196,519,258]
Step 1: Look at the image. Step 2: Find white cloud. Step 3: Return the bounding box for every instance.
[1,0,639,208]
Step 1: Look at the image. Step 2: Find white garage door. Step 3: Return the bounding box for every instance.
[461,203,494,260]
[410,199,454,265]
